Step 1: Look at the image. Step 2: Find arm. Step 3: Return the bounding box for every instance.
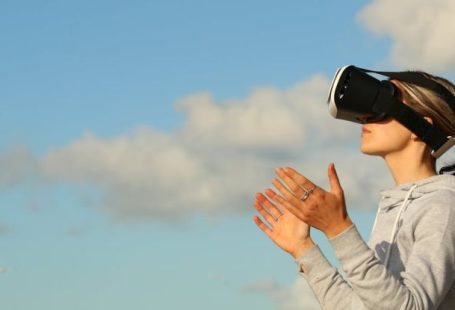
[275,165,455,309]
[254,167,357,309]
[296,244,356,310]
[330,205,455,310]
[253,190,356,310]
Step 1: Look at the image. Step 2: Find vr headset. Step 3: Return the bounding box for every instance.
[327,65,455,158]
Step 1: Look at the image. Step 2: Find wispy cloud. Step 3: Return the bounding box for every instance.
[0,224,8,236]
[0,145,38,188]
[0,267,9,274]
[0,74,391,221]
[358,0,455,72]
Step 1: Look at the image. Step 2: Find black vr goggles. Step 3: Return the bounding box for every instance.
[327,65,455,158]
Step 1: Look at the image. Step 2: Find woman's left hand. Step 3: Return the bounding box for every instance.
[273,163,353,239]
[253,190,315,259]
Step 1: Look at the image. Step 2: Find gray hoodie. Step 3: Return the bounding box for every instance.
[296,174,455,309]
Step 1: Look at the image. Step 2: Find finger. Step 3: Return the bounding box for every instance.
[253,215,273,239]
[271,177,300,206]
[328,163,343,195]
[264,188,288,208]
[254,200,275,226]
[265,188,303,220]
[282,167,317,193]
[275,168,303,195]
[254,196,278,225]
[274,168,323,206]
[256,192,283,219]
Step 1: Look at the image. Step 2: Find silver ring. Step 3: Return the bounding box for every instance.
[299,186,316,201]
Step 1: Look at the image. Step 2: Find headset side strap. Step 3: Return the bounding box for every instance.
[357,67,455,114]
[432,137,455,158]
[374,88,450,157]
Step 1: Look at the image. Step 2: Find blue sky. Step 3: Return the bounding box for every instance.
[2,0,455,309]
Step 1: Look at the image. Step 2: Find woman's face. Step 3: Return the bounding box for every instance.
[360,117,413,157]
[361,80,417,157]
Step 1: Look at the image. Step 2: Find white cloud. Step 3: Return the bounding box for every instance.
[2,74,390,220]
[242,277,320,310]
[358,0,455,72]
[175,75,338,150]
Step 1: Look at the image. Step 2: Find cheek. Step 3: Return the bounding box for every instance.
[381,127,401,142]
[361,125,410,153]
[375,120,410,141]
[385,124,412,146]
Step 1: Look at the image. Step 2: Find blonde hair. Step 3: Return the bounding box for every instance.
[392,73,455,172]
[392,73,455,138]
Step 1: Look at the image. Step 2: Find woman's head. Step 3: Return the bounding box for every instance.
[361,71,455,162]
[392,73,455,139]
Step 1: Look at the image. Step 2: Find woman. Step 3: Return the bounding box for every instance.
[253,71,455,309]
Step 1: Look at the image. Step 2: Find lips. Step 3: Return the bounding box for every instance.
[362,126,371,134]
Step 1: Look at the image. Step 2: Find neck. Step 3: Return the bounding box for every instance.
[383,148,436,186]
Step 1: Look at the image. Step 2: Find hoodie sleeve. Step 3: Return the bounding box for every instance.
[295,237,355,310]
[329,203,455,310]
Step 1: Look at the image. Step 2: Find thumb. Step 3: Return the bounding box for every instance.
[328,163,343,195]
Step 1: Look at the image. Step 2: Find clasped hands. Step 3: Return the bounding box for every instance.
[253,163,353,259]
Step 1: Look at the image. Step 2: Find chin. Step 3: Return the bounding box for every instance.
[360,144,383,156]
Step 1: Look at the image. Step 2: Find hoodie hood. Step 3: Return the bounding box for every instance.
[379,174,455,211]
[368,174,455,268]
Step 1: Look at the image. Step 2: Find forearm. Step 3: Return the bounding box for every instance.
[291,238,315,260]
[330,225,450,310]
[296,245,354,309]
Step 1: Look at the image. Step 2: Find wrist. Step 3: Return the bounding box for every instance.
[325,218,353,239]
[291,239,315,259]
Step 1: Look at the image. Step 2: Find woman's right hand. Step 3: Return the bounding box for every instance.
[253,189,315,259]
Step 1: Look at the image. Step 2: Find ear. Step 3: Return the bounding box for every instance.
[424,116,434,125]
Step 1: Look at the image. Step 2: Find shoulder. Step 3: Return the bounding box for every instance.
[413,175,455,210]
[413,191,455,218]
[419,188,455,206]
[409,187,455,238]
